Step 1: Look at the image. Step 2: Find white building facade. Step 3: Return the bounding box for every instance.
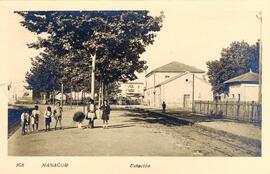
[118,82,144,98]
[224,71,259,102]
[144,61,213,109]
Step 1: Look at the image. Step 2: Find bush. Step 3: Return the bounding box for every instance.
[73,112,85,122]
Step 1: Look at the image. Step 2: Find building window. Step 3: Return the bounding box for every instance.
[165,75,170,78]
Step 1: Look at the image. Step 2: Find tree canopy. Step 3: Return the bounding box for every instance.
[206,41,259,94]
[25,51,62,93]
[16,11,164,94]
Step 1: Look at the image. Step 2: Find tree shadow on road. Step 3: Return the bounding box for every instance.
[106,124,136,129]
[120,112,190,127]
[81,124,135,129]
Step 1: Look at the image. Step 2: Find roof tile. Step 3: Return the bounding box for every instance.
[224,71,259,84]
[146,61,205,77]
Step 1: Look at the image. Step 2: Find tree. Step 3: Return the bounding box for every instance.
[26,51,63,98]
[206,41,259,94]
[16,11,164,97]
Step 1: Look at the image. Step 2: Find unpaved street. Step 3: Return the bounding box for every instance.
[8,106,260,156]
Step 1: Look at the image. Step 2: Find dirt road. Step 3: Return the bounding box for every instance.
[8,105,260,156]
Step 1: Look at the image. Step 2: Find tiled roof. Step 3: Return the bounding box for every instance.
[146,61,205,77]
[224,71,259,84]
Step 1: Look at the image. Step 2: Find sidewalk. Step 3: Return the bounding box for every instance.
[128,106,261,142]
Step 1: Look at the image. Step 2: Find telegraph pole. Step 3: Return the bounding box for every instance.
[61,83,63,107]
[256,11,262,105]
[192,73,195,112]
[91,54,96,101]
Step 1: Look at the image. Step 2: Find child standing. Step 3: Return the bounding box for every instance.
[24,112,31,134]
[44,106,52,131]
[20,111,28,135]
[53,102,63,130]
[31,105,40,131]
[86,99,96,128]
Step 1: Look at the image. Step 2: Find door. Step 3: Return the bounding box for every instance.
[183,94,191,108]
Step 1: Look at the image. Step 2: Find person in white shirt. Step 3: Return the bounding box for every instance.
[86,99,96,128]
[21,112,27,135]
[44,106,52,131]
[53,102,63,130]
[31,105,40,131]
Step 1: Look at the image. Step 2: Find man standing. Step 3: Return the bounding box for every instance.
[53,102,63,130]
[162,101,166,113]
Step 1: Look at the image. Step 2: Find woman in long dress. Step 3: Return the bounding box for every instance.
[100,100,111,129]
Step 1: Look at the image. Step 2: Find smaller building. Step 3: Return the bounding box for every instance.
[118,82,144,98]
[224,70,259,102]
[117,82,144,104]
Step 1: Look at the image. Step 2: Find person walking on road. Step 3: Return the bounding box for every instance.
[100,100,111,129]
[44,106,52,131]
[31,105,40,131]
[86,99,97,128]
[162,101,166,113]
[53,102,63,130]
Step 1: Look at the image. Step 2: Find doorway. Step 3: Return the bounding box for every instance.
[183,94,191,108]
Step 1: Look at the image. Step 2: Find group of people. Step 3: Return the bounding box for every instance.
[20,100,111,135]
[86,99,111,129]
[43,102,63,131]
[20,105,40,135]
[20,102,63,135]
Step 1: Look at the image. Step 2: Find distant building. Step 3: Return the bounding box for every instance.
[118,82,144,98]
[224,70,259,102]
[8,81,33,104]
[117,82,144,104]
[144,61,213,108]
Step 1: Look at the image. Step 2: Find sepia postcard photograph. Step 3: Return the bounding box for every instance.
[0,0,270,174]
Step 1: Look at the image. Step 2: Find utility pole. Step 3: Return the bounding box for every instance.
[153,73,156,108]
[91,54,96,101]
[256,11,262,105]
[192,73,195,112]
[61,83,64,107]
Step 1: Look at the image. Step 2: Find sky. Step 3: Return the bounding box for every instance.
[0,0,267,84]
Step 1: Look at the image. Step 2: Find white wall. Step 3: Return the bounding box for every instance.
[228,83,258,102]
[145,72,180,89]
[161,73,213,108]
[144,73,213,108]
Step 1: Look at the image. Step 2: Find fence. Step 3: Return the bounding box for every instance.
[194,100,261,123]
